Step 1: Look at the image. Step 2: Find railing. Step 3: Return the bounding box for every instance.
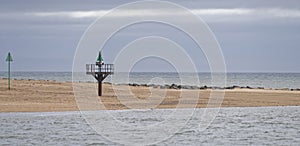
[86,64,114,74]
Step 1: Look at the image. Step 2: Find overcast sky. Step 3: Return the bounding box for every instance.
[0,0,299,72]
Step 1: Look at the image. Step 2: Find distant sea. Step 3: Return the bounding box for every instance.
[0,72,300,89]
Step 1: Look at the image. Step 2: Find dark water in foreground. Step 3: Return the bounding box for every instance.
[0,106,299,145]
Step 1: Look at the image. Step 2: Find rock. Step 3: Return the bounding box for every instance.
[211,86,218,89]
[181,85,191,89]
[153,85,159,88]
[232,85,240,89]
[177,85,182,89]
[160,86,167,89]
[213,87,224,90]
[191,86,199,90]
[246,86,253,89]
[164,85,170,89]
[199,85,208,90]
[257,87,264,89]
[170,84,180,89]
[225,86,234,89]
[148,84,155,87]
[128,83,139,86]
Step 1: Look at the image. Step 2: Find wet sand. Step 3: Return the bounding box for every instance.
[0,79,300,112]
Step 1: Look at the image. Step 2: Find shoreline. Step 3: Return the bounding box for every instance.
[0,78,300,112]
[1,78,300,92]
[1,106,299,114]
[119,83,300,91]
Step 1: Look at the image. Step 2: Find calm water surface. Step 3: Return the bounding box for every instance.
[0,106,299,145]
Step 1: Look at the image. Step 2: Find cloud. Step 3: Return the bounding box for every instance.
[264,8,300,18]
[31,8,300,19]
[193,8,253,15]
[32,10,108,18]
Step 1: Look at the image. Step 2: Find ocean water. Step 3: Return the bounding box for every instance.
[1,72,300,89]
[0,106,299,145]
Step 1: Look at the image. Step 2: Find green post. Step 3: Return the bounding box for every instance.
[6,52,13,90]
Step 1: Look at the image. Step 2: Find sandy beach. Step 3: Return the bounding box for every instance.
[0,78,300,112]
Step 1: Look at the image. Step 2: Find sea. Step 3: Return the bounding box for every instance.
[0,72,300,89]
[0,107,299,145]
[0,72,300,145]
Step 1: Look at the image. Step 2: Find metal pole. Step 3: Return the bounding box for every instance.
[98,80,102,96]
[98,74,102,96]
[8,61,10,90]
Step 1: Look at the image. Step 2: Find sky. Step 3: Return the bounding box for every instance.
[0,0,299,72]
